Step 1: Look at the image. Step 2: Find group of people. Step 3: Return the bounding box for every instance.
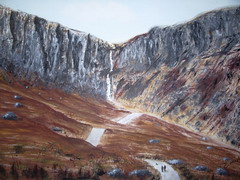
[161,165,167,172]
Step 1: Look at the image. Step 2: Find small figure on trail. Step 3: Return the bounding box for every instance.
[161,166,163,172]
[164,165,166,171]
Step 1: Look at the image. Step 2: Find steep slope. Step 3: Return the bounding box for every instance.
[112,7,240,147]
[1,71,240,179]
[0,6,113,99]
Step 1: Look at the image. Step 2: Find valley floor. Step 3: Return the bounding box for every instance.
[0,74,240,179]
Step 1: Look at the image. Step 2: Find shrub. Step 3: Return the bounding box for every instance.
[13,145,24,154]
[0,165,7,180]
[10,163,19,180]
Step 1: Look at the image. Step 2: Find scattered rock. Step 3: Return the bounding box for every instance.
[107,168,124,178]
[129,169,151,177]
[223,157,230,161]
[3,112,17,120]
[14,102,23,108]
[25,86,29,89]
[14,95,22,99]
[193,165,209,172]
[215,168,228,176]
[206,146,214,150]
[167,159,184,165]
[52,127,62,132]
[201,137,208,141]
[149,139,160,143]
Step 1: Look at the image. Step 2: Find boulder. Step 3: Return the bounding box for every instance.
[14,95,22,99]
[223,157,230,161]
[107,168,124,178]
[215,168,228,176]
[52,127,63,132]
[129,169,151,177]
[193,165,209,172]
[206,146,214,150]
[3,112,17,120]
[149,139,160,143]
[201,137,208,141]
[14,102,23,108]
[167,159,184,165]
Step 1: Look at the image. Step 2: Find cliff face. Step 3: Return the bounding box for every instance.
[0,6,113,98]
[0,6,240,146]
[112,7,240,146]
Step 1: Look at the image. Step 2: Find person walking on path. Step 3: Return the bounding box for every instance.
[161,166,163,172]
[164,165,166,172]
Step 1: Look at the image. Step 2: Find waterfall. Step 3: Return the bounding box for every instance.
[106,50,113,101]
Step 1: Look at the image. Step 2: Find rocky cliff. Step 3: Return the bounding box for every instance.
[0,6,113,98]
[112,7,240,147]
[0,6,240,147]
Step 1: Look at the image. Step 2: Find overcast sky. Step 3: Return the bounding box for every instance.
[1,0,239,43]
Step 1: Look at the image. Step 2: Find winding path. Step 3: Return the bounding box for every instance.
[144,159,180,180]
[116,113,142,124]
[85,113,142,146]
[85,128,105,146]
[85,112,180,179]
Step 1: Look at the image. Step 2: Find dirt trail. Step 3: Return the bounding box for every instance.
[145,159,180,180]
[85,113,142,146]
[86,128,106,146]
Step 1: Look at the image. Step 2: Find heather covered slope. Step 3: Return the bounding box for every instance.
[112,7,240,147]
[0,72,240,179]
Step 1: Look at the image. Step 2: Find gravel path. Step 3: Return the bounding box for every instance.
[85,128,105,146]
[117,113,142,124]
[85,113,142,146]
[144,159,180,180]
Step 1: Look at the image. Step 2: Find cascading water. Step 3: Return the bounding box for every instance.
[106,50,113,101]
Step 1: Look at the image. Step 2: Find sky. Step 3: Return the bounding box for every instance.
[1,0,240,43]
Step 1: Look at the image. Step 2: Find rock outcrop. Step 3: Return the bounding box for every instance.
[112,7,240,147]
[0,6,113,98]
[0,6,239,147]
